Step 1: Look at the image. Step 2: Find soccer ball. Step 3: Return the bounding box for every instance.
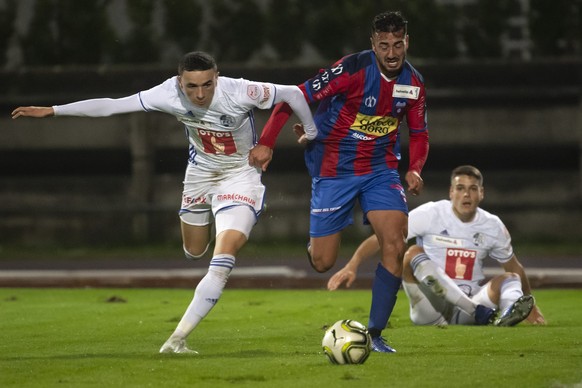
[322,319,371,365]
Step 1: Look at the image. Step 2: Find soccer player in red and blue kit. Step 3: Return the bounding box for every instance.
[250,11,429,353]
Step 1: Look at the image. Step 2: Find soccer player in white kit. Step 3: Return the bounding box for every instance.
[11,51,318,353]
[327,165,546,327]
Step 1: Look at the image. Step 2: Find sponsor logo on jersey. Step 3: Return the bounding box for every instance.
[351,132,374,141]
[216,193,256,207]
[445,248,476,280]
[247,85,260,100]
[181,195,207,207]
[180,114,205,125]
[260,85,271,104]
[197,128,236,155]
[430,234,462,247]
[392,84,420,99]
[311,206,341,214]
[311,64,343,92]
[350,113,398,137]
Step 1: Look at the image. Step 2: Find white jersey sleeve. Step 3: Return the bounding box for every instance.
[486,216,514,262]
[53,94,144,117]
[272,85,317,140]
[407,201,437,245]
[236,82,316,140]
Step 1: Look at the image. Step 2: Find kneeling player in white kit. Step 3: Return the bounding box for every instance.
[12,51,318,353]
[328,165,546,327]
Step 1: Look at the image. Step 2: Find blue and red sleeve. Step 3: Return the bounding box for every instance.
[407,79,429,174]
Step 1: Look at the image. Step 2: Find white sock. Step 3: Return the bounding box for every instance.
[499,276,523,312]
[411,253,476,315]
[170,255,235,339]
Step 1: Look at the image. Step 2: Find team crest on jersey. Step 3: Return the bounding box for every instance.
[392,85,420,99]
[247,85,260,100]
[364,95,377,108]
[220,115,235,127]
[472,233,484,246]
[197,128,237,155]
[350,113,398,138]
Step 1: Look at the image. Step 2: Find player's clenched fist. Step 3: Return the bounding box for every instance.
[11,106,54,119]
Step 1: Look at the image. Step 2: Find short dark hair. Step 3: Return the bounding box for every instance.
[451,165,484,186]
[178,51,217,74]
[371,11,408,35]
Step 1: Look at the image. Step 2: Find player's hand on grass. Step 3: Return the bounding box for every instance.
[249,144,273,172]
[526,304,546,325]
[327,267,357,290]
[11,106,54,119]
[405,170,424,196]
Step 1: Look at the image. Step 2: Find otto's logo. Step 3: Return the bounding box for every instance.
[445,249,476,280]
[350,113,398,137]
[446,249,476,259]
[197,128,236,155]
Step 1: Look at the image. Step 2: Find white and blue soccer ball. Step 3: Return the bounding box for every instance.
[322,319,371,365]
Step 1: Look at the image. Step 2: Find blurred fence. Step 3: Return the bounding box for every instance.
[1,60,581,247]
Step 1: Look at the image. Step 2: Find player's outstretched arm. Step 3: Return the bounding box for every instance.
[502,255,547,325]
[11,106,54,119]
[327,234,380,290]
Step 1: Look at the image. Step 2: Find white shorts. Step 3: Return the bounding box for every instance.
[403,281,496,325]
[179,162,265,226]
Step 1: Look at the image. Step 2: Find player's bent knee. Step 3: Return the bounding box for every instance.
[310,255,335,273]
[183,243,210,260]
[313,261,333,273]
[502,272,521,281]
[404,245,423,261]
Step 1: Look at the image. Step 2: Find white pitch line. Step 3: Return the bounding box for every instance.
[0,266,309,280]
[1,267,581,283]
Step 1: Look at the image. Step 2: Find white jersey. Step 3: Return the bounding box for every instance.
[139,76,275,170]
[408,200,513,288]
[53,75,317,171]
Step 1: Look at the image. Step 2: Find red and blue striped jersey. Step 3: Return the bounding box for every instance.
[299,49,428,178]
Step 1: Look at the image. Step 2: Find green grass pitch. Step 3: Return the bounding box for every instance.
[1,288,581,388]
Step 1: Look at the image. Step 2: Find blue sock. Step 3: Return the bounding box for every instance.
[368,263,402,337]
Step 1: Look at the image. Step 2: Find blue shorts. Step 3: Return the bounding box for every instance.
[309,170,408,237]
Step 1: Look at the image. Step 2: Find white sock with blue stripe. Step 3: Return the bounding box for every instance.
[171,254,235,339]
[499,275,523,312]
